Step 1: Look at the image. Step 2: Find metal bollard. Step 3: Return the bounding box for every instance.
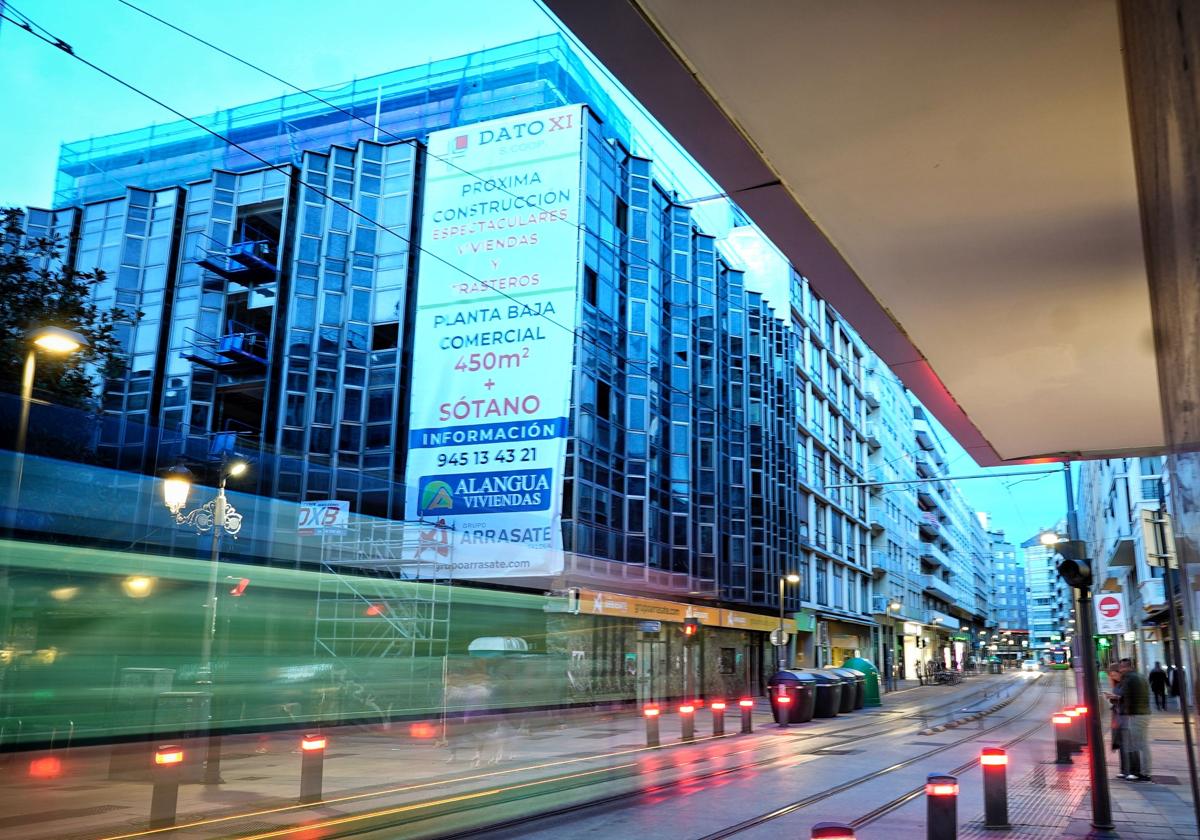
[300,733,326,804]
[981,748,1010,829]
[925,773,958,840]
[150,745,183,829]
[679,704,695,742]
[1052,713,1073,764]
[811,822,857,839]
[777,692,793,728]
[711,701,726,736]
[1063,709,1082,751]
[739,698,754,734]
[1073,705,1089,750]
[643,707,661,747]
[1072,705,1088,749]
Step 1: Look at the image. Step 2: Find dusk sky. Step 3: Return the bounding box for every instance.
[1,0,1067,544]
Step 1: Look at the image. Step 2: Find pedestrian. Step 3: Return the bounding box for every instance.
[1106,668,1127,777]
[1149,662,1169,711]
[1116,658,1153,781]
[1170,665,1183,704]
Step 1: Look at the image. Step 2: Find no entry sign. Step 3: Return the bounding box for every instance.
[1095,592,1128,634]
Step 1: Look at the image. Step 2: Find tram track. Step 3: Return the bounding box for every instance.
[694,672,1063,840]
[223,675,1041,839]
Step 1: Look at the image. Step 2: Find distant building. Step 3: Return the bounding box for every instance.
[1022,522,1073,656]
[867,360,994,680]
[1076,457,1170,668]
[989,527,1027,631]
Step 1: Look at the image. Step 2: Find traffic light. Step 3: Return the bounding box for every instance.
[682,617,700,640]
[1057,557,1092,590]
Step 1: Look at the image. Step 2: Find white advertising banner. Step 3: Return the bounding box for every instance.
[1095,591,1130,635]
[405,104,586,579]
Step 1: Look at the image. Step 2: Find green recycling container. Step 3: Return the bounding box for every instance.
[842,656,882,707]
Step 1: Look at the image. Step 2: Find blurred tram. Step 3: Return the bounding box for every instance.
[1043,647,1071,669]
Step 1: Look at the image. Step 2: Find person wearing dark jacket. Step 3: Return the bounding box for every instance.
[1117,659,1153,781]
[1149,662,1169,711]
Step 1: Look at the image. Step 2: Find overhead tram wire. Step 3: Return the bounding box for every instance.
[111,0,806,339]
[2,8,722,412]
[107,0,873,378]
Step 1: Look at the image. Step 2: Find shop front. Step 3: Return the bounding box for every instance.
[815,612,876,668]
[545,588,781,703]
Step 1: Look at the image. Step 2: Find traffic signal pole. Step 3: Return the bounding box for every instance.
[1061,463,1114,831]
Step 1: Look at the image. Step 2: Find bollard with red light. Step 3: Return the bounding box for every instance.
[644,706,661,747]
[925,773,958,840]
[777,687,793,728]
[150,745,183,829]
[1073,705,1089,750]
[739,698,754,734]
[981,748,1010,829]
[711,701,726,736]
[811,822,856,839]
[300,733,326,803]
[679,704,696,742]
[1052,713,1073,764]
[1063,709,1083,751]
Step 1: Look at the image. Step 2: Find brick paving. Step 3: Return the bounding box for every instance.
[960,703,1199,839]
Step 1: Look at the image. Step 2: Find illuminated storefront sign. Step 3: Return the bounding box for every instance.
[406,105,587,578]
[575,588,778,632]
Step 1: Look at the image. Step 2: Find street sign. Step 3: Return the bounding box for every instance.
[298,500,349,536]
[769,627,790,647]
[637,621,662,633]
[1095,592,1129,634]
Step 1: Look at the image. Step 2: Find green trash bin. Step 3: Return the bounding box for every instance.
[842,657,882,707]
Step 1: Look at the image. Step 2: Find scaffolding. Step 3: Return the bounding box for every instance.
[315,519,454,659]
[314,519,455,717]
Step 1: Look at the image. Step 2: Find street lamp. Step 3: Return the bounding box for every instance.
[6,326,88,535]
[161,458,247,784]
[777,573,801,670]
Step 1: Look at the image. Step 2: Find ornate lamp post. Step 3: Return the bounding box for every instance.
[161,459,246,784]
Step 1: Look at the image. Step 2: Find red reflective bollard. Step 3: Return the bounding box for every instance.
[300,733,326,803]
[679,704,695,742]
[150,745,183,829]
[981,748,1010,829]
[711,700,726,736]
[643,706,661,747]
[739,698,754,734]
[925,773,958,840]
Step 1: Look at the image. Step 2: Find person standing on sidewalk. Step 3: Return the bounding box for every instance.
[1149,662,1170,711]
[1117,658,1153,781]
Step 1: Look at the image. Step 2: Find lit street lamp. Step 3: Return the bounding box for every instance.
[161,459,247,784]
[777,573,800,670]
[6,326,88,535]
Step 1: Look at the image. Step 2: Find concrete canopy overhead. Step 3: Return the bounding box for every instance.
[546,0,1161,465]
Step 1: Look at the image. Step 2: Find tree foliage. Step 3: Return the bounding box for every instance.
[0,207,135,409]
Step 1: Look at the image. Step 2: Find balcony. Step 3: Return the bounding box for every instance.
[918,511,941,538]
[922,574,957,602]
[914,450,936,478]
[197,239,278,287]
[865,390,880,409]
[919,541,950,569]
[916,484,938,506]
[866,425,881,450]
[182,323,269,371]
[1107,534,1136,567]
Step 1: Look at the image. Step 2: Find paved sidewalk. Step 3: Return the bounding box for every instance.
[958,702,1199,839]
